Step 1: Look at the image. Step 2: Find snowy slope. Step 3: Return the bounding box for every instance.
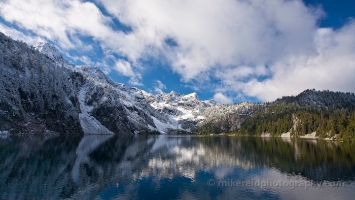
[74,65,169,134]
[143,91,214,133]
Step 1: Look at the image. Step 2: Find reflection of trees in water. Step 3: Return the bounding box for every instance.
[201,136,355,182]
[0,135,354,199]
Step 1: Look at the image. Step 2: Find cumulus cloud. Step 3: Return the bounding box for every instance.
[213,93,233,104]
[113,59,142,85]
[98,0,353,101]
[98,0,320,78]
[154,80,166,94]
[0,0,121,48]
[1,0,355,102]
[114,59,134,77]
[229,22,355,101]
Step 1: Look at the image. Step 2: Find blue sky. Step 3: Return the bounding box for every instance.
[0,0,354,103]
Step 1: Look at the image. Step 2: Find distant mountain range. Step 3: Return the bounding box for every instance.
[1,32,354,140]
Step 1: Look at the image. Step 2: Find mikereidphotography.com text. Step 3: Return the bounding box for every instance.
[207,179,346,190]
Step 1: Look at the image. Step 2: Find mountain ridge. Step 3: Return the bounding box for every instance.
[274,89,355,110]
[1,32,354,139]
[0,32,168,134]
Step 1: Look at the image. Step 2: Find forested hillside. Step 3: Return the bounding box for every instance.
[240,103,355,141]
[198,89,355,141]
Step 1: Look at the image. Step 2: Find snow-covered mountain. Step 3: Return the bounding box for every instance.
[5,32,352,136]
[0,32,170,134]
[0,32,264,135]
[143,91,215,133]
[1,32,259,135]
[143,91,261,133]
[73,65,171,135]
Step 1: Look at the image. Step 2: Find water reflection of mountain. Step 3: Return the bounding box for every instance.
[0,135,354,199]
[139,136,355,182]
[0,135,81,199]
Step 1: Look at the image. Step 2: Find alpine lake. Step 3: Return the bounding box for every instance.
[1,134,355,200]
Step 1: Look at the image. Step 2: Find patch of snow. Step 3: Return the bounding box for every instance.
[280,132,291,138]
[152,116,169,134]
[261,132,271,137]
[299,132,317,139]
[78,86,114,135]
[79,113,114,135]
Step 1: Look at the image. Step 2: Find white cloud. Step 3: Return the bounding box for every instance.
[154,80,166,94]
[98,0,354,101]
[113,59,142,86]
[0,0,146,83]
[128,77,143,86]
[0,0,120,48]
[98,0,320,79]
[213,93,233,104]
[1,0,355,101]
[232,22,355,101]
[114,59,135,77]
[0,23,45,45]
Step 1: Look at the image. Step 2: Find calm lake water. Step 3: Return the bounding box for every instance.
[1,134,355,200]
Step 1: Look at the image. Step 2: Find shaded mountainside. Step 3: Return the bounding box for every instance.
[0,32,168,135]
[0,34,82,134]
